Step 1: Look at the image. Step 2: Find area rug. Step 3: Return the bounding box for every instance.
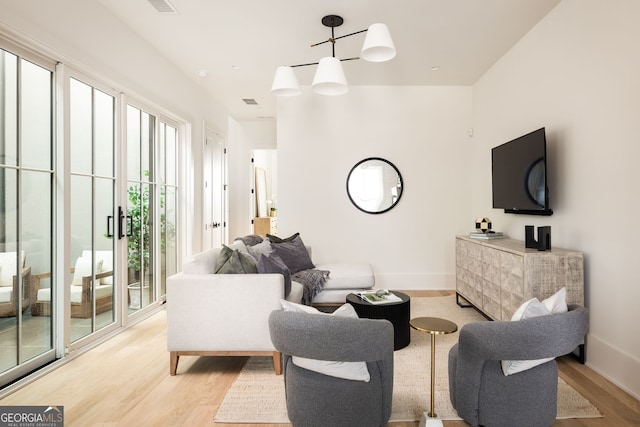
[215,295,602,423]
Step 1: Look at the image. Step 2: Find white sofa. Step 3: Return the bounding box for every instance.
[166,238,374,375]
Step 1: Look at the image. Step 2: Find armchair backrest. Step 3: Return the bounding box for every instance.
[458,304,588,362]
[269,310,393,363]
[452,305,589,426]
[269,310,394,427]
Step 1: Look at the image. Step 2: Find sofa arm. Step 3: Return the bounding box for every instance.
[167,273,286,352]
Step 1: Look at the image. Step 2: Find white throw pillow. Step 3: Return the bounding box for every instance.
[280,300,370,382]
[501,298,553,376]
[542,287,568,314]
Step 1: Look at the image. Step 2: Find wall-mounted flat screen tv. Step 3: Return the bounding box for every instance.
[491,127,553,215]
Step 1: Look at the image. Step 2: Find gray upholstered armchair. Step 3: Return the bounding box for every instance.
[448,304,589,427]
[268,310,394,427]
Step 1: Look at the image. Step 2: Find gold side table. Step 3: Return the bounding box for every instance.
[410,317,458,427]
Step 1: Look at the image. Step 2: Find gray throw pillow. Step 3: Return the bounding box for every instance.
[257,254,291,296]
[215,245,258,274]
[267,232,299,243]
[271,235,314,274]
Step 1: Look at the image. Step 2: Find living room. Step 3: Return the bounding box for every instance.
[0,0,638,419]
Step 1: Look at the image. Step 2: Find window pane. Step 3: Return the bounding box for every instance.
[21,170,53,362]
[94,177,114,329]
[70,79,92,175]
[94,89,114,178]
[1,50,18,167]
[165,125,177,186]
[141,112,153,182]
[20,59,51,170]
[70,174,92,343]
[160,185,176,297]
[127,105,140,181]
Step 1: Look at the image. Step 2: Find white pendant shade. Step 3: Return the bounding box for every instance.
[271,66,301,96]
[312,57,348,95]
[360,23,396,62]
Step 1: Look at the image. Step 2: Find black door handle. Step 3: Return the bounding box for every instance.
[118,206,125,239]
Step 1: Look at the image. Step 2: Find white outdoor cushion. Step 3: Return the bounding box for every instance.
[37,284,112,303]
[280,300,370,382]
[71,256,103,286]
[314,263,374,290]
[83,250,114,285]
[0,286,12,303]
[0,251,25,286]
[501,288,568,376]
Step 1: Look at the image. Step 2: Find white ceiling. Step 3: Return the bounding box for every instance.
[98,0,561,121]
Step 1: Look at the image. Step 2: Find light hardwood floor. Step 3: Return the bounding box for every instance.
[1,290,638,426]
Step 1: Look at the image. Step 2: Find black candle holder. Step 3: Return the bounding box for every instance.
[525,225,551,251]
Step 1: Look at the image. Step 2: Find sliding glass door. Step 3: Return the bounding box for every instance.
[126,104,177,314]
[69,77,116,342]
[0,38,180,388]
[0,47,55,382]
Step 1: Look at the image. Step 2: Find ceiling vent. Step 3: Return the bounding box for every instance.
[147,0,178,14]
[242,99,258,105]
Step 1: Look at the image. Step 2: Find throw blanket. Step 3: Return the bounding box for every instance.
[292,269,330,305]
[234,234,264,247]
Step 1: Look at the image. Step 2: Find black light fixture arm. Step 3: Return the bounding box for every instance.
[310,28,368,48]
[288,15,366,68]
[290,57,359,68]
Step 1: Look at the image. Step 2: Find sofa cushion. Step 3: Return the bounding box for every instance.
[183,248,222,274]
[271,235,314,274]
[257,254,291,296]
[215,245,258,274]
[280,300,370,382]
[314,263,374,290]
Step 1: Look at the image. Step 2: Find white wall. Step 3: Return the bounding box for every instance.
[471,0,640,398]
[277,86,473,289]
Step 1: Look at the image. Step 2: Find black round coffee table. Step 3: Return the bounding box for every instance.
[346,291,411,350]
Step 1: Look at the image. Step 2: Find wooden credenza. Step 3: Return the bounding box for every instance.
[253,217,277,237]
[455,235,584,321]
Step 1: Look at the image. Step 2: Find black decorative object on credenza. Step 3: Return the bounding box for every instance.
[525,225,551,251]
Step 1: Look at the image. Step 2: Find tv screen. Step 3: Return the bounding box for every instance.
[491,127,552,215]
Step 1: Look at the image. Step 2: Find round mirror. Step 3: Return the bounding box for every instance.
[346,157,403,214]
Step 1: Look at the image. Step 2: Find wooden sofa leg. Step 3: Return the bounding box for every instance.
[273,352,282,375]
[170,351,179,376]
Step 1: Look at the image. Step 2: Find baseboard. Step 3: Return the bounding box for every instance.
[374,273,455,290]
[585,333,640,400]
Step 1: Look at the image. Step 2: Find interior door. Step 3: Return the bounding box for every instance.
[203,132,225,249]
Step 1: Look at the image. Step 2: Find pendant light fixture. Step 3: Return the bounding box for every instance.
[271,15,396,96]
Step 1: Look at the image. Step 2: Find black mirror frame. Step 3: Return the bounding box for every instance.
[346,157,403,215]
